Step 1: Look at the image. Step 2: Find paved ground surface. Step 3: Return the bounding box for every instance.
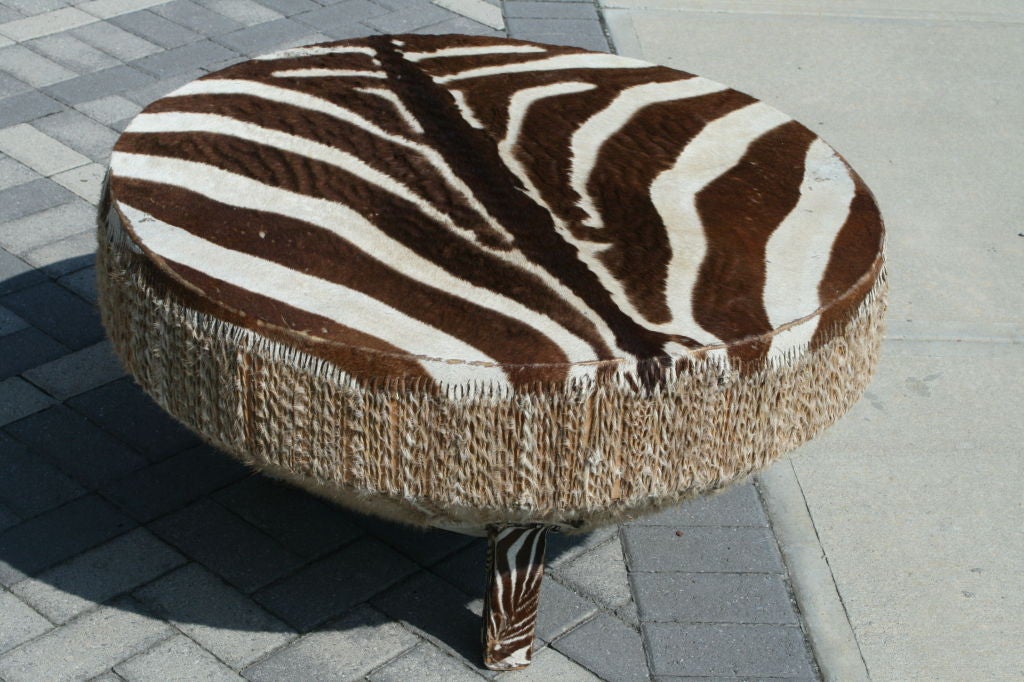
[3,0,1019,680]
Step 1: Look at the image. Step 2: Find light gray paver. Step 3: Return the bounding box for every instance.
[367,641,486,682]
[365,5,457,33]
[631,572,799,624]
[22,230,98,276]
[33,109,120,163]
[553,613,650,682]
[242,604,419,682]
[75,95,142,127]
[495,647,602,681]
[151,0,246,36]
[0,200,96,254]
[622,525,785,573]
[196,0,285,25]
[52,163,107,204]
[0,157,39,191]
[504,1,599,19]
[109,10,203,49]
[114,634,244,681]
[644,623,815,678]
[0,90,65,128]
[44,65,157,105]
[133,39,239,77]
[71,21,163,61]
[0,123,90,176]
[0,588,52,655]
[552,536,632,609]
[535,576,598,642]
[214,18,328,56]
[630,482,769,527]
[0,8,97,42]
[27,33,122,73]
[10,528,185,624]
[0,597,172,682]
[134,563,296,670]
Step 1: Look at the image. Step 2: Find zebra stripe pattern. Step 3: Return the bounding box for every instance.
[106,34,884,392]
[483,524,549,670]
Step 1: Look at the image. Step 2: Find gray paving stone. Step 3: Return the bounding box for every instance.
[76,95,142,127]
[59,264,100,303]
[1,0,65,15]
[102,445,249,523]
[553,613,650,682]
[1,280,104,350]
[66,377,202,460]
[110,10,205,48]
[535,576,598,643]
[0,432,84,519]
[0,588,52,655]
[643,623,815,678]
[631,572,798,625]
[0,377,54,427]
[622,526,785,574]
[247,0,318,17]
[0,494,134,587]
[504,1,598,19]
[151,498,304,593]
[114,634,244,681]
[429,538,487,595]
[364,5,456,33]
[88,672,125,681]
[553,536,632,609]
[123,68,206,105]
[134,563,295,670]
[0,178,75,224]
[0,596,172,682]
[133,39,239,78]
[22,230,98,277]
[215,475,362,559]
[3,404,147,489]
[0,503,19,533]
[22,340,123,400]
[357,514,474,566]
[256,536,418,631]
[293,1,391,31]
[368,641,485,681]
[0,327,69,380]
[195,0,284,25]
[152,0,246,35]
[0,72,31,98]
[10,528,186,624]
[506,19,609,51]
[71,21,163,62]
[0,44,76,88]
[494,646,601,681]
[373,570,482,662]
[0,248,45,295]
[214,18,329,57]
[52,162,106,204]
[0,305,27,336]
[0,199,96,254]
[547,525,618,570]
[0,157,38,191]
[27,33,122,74]
[631,483,769,527]
[410,15,505,37]
[44,65,157,106]
[242,604,418,682]
[33,109,120,162]
[0,90,64,128]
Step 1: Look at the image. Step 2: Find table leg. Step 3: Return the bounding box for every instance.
[482,524,550,670]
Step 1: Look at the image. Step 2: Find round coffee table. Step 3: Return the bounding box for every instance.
[97,33,886,671]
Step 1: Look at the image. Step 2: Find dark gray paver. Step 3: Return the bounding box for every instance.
[364,5,456,33]
[0,306,27,336]
[242,604,419,682]
[631,483,769,527]
[0,200,96,255]
[0,377,54,427]
[0,249,45,295]
[0,432,83,519]
[368,641,486,681]
[193,0,283,25]
[66,377,201,460]
[0,179,75,224]
[10,528,186,624]
[3,404,147,489]
[0,588,52,655]
[0,90,64,127]
[622,526,785,573]
[0,494,134,587]
[71,21,163,62]
[504,1,599,19]
[58,264,99,303]
[256,536,418,631]
[33,109,120,162]
[27,34,122,74]
[44,65,158,106]
[644,623,816,678]
[0,159,38,192]
[134,563,295,670]
[214,475,363,559]
[293,1,392,30]
[506,18,610,51]
[553,613,650,682]
[355,514,475,566]
[114,634,244,681]
[122,68,206,105]
[631,572,799,624]
[0,281,104,350]
[0,596,172,682]
[133,39,240,77]
[21,341,124,400]
[152,0,247,36]
[553,536,632,609]
[109,10,205,49]
[213,17,327,56]
[23,231,98,277]
[535,576,598,642]
[258,0,321,16]
[0,72,32,99]
[0,328,69,380]
[101,445,249,523]
[149,498,304,593]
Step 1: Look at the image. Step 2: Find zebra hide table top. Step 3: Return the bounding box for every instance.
[99,34,886,529]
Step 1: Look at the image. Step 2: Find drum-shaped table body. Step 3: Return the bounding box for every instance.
[98,33,886,670]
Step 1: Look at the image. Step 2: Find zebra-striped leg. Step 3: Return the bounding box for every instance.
[482,524,550,671]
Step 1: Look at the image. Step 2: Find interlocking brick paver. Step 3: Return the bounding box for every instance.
[0,597,172,682]
[0,503,19,532]
[133,39,239,77]
[0,494,133,587]
[1,281,104,350]
[0,90,64,128]
[0,8,97,43]
[115,634,244,681]
[3,0,66,15]
[429,538,487,595]
[644,623,815,678]
[242,0,317,18]
[0,178,75,225]
[78,0,178,20]
[22,341,125,400]
[58,265,99,303]
[412,15,504,36]
[152,0,246,35]
[110,10,204,49]
[215,475,363,559]
[504,1,598,19]
[22,230,97,276]
[0,305,28,336]
[3,404,146,489]
[242,604,419,682]
[0,588,51,655]
[631,482,769,527]
[0,200,96,254]
[10,528,185,624]
[0,248,45,296]
[506,18,609,51]
[0,328,68,380]
[0,72,31,98]
[0,377,54,427]
[197,0,285,25]
[495,647,602,681]
[622,525,786,573]
[553,536,632,609]
[356,514,474,566]
[553,613,650,682]
[365,5,456,33]
[52,162,106,203]
[294,1,392,31]
[368,641,486,681]
[546,525,618,569]
[44,65,157,106]
[214,18,327,57]
[535,576,598,643]
[34,109,120,162]
[66,377,201,460]
[123,68,205,105]
[0,158,38,191]
[134,563,296,670]
[632,572,799,624]
[76,95,142,127]
[102,446,248,523]
[256,536,418,631]
[432,0,504,30]
[0,432,83,519]
[72,21,163,61]
[27,34,121,74]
